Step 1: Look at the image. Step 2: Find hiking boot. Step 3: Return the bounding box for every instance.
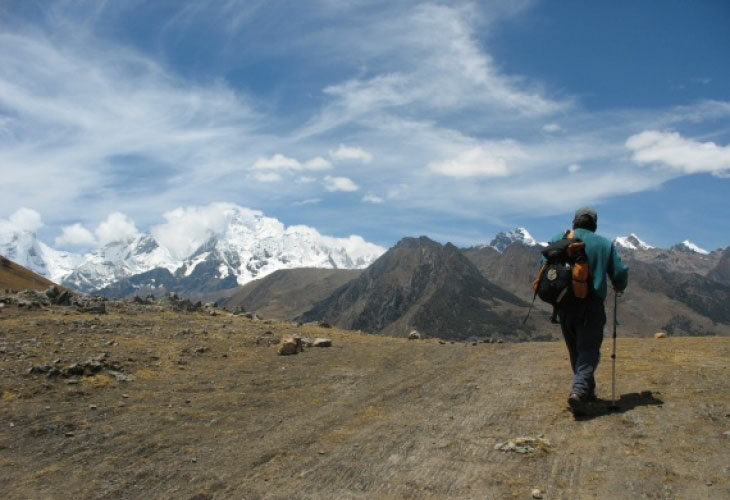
[567,393,591,414]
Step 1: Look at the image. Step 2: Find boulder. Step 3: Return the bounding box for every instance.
[278,336,303,355]
[654,332,667,339]
[408,330,421,340]
[312,338,332,347]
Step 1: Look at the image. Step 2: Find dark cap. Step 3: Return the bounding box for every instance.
[573,207,598,231]
[574,207,597,223]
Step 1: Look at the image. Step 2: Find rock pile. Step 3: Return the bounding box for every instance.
[27,353,134,382]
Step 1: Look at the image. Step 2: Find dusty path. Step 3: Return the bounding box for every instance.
[1,306,728,499]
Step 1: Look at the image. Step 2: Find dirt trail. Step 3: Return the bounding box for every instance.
[1,306,728,499]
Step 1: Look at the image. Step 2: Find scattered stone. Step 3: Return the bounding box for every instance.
[66,378,79,385]
[312,338,332,347]
[654,332,667,339]
[194,346,210,354]
[496,339,504,344]
[64,431,74,437]
[318,321,332,329]
[278,336,303,356]
[122,394,130,398]
[408,330,421,340]
[73,296,107,314]
[300,337,314,347]
[89,404,97,410]
[494,436,551,454]
[108,370,135,382]
[531,488,544,499]
[438,340,446,344]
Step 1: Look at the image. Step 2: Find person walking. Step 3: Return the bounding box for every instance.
[551,207,629,413]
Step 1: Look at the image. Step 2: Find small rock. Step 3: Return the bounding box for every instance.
[66,378,79,385]
[122,394,130,398]
[496,339,504,344]
[531,488,543,499]
[312,338,332,347]
[89,404,97,410]
[278,336,303,355]
[318,321,332,328]
[438,340,446,344]
[64,431,74,437]
[654,332,667,339]
[408,330,421,340]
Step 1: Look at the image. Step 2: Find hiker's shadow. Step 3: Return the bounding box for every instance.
[572,391,663,421]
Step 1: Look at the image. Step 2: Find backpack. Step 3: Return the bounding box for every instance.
[527,230,590,323]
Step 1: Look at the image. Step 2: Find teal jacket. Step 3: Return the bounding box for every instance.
[549,228,629,300]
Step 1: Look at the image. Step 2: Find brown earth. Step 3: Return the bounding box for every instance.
[0,256,58,292]
[1,302,728,499]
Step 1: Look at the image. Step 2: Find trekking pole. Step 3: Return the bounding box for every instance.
[609,289,619,411]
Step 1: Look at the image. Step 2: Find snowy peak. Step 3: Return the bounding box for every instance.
[489,227,539,252]
[614,233,654,251]
[671,240,710,255]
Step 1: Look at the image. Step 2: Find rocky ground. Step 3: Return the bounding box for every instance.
[1,291,728,499]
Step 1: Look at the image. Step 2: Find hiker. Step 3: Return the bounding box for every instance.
[550,207,628,411]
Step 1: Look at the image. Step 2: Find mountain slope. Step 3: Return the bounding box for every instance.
[216,268,363,320]
[0,255,59,291]
[299,236,537,340]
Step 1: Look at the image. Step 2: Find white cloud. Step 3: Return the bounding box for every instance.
[151,202,249,259]
[55,223,96,247]
[95,212,139,245]
[251,154,300,171]
[303,156,333,170]
[324,175,359,192]
[295,176,316,184]
[362,192,384,204]
[292,198,322,206]
[428,146,510,178]
[567,163,581,173]
[7,208,43,232]
[251,154,332,177]
[329,144,373,164]
[253,172,282,182]
[626,130,730,175]
[543,123,561,133]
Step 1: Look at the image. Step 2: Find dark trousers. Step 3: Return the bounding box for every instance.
[558,296,606,396]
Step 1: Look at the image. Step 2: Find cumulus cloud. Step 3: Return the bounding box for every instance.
[362,193,384,204]
[303,156,333,170]
[55,223,96,247]
[329,144,373,164]
[251,154,333,174]
[324,175,359,192]
[95,212,139,246]
[626,130,730,175]
[7,208,43,232]
[151,202,245,260]
[567,163,582,173]
[251,154,300,171]
[428,146,510,178]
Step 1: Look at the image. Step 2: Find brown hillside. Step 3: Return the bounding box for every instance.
[0,255,57,291]
[0,300,727,499]
[218,268,362,320]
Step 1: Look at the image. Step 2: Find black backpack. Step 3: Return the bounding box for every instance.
[528,230,590,323]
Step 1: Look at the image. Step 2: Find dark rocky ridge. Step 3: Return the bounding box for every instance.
[299,236,540,340]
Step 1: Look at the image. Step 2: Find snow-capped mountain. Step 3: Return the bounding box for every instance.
[1,207,386,294]
[671,240,710,255]
[0,223,83,283]
[614,233,654,251]
[488,227,542,252]
[63,234,181,292]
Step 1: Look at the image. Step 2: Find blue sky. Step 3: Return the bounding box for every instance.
[1,0,729,252]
